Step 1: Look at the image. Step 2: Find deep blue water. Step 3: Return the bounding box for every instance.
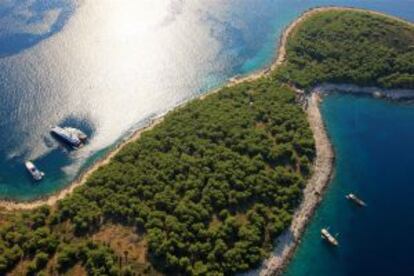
[0,0,74,57]
[0,0,413,211]
[285,94,414,276]
[1,0,414,275]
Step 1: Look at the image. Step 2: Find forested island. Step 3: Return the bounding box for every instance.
[0,8,413,276]
[278,9,414,89]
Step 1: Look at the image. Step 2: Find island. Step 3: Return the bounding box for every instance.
[0,7,413,276]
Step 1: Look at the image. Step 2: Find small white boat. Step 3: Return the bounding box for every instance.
[25,161,45,181]
[346,193,367,207]
[321,228,339,246]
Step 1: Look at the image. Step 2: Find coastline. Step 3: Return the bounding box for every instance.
[2,6,399,211]
[313,83,414,100]
[0,5,336,211]
[0,5,412,275]
[258,87,414,276]
[0,116,165,211]
[259,93,335,276]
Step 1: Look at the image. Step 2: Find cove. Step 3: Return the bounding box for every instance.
[0,0,413,200]
[285,93,414,275]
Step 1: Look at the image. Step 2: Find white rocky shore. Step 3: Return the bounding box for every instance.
[314,83,414,100]
[256,93,334,276]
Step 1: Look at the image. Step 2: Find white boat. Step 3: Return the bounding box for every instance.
[346,193,367,207]
[25,161,45,181]
[65,127,88,142]
[321,228,339,246]
[51,126,87,148]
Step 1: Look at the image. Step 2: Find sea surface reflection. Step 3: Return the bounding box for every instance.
[0,0,413,200]
[0,0,290,199]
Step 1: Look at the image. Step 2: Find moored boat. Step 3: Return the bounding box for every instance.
[65,127,88,142]
[51,126,87,148]
[25,161,45,181]
[321,228,339,246]
[346,193,367,207]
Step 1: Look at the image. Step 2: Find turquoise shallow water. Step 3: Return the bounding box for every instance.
[285,94,414,275]
[1,0,414,275]
[0,0,413,200]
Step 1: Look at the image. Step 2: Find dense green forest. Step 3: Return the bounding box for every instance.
[278,10,414,89]
[0,9,413,276]
[0,79,315,275]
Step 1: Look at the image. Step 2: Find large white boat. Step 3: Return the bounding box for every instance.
[25,161,45,181]
[51,126,87,148]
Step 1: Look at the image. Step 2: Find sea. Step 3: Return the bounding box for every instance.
[284,94,414,276]
[0,0,413,274]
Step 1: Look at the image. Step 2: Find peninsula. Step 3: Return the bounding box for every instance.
[0,7,413,276]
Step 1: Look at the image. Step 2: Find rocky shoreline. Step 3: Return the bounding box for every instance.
[1,5,412,276]
[258,92,335,276]
[313,83,414,100]
[0,4,334,212]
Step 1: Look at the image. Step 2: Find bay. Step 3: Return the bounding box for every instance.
[285,94,414,276]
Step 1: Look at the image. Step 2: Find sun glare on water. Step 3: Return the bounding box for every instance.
[1,0,224,166]
[0,0,232,197]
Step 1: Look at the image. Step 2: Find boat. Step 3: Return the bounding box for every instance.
[25,161,45,181]
[65,127,88,142]
[321,228,339,246]
[51,126,87,148]
[346,193,367,207]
